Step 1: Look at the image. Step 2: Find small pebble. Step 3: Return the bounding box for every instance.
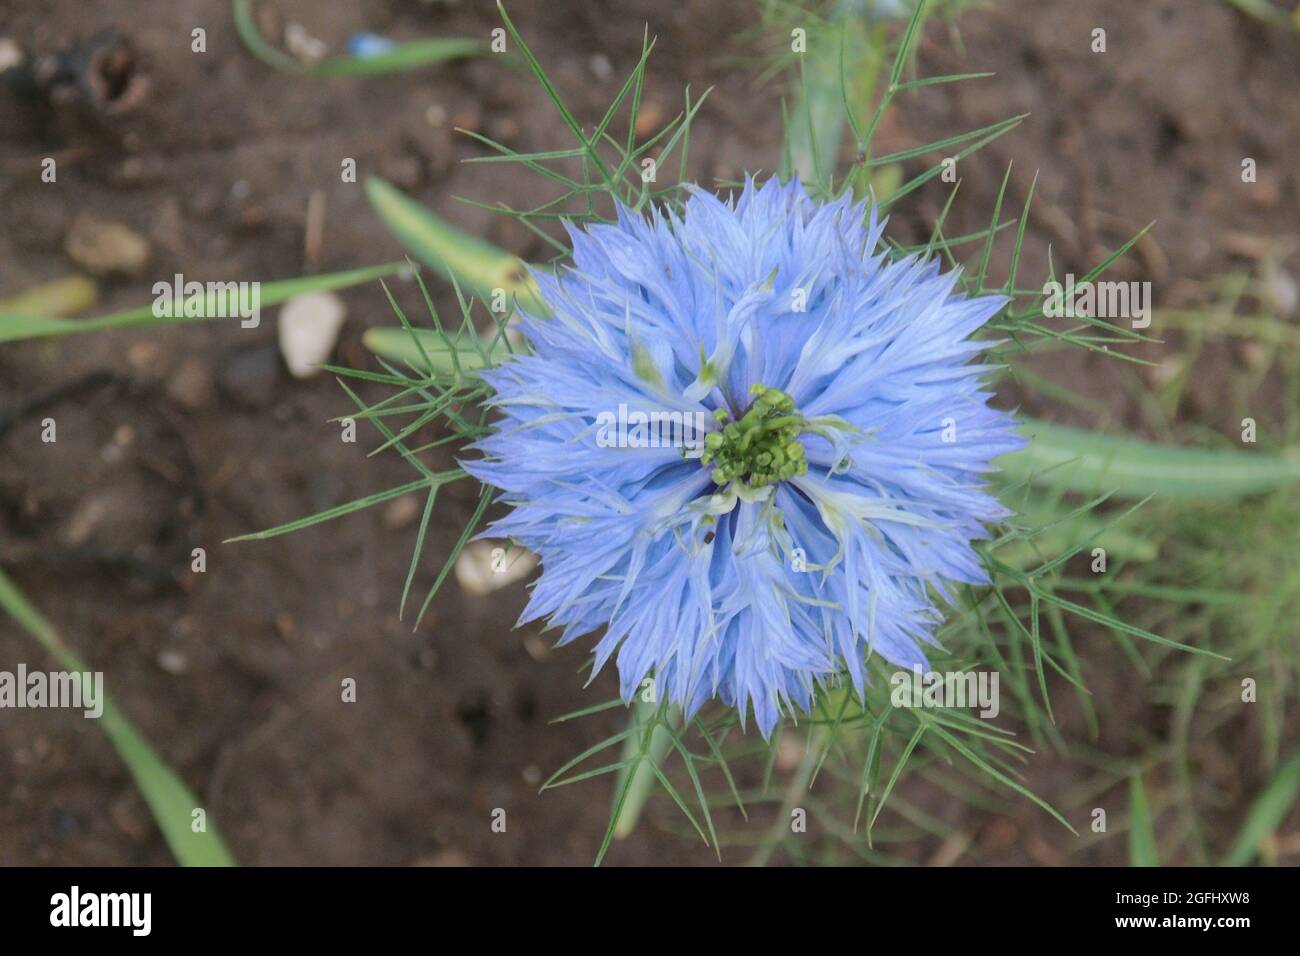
[383,494,422,530]
[1147,353,1186,388]
[285,23,328,61]
[424,103,448,127]
[110,796,149,841]
[277,291,346,379]
[0,37,25,71]
[1238,341,1269,370]
[156,648,189,675]
[166,358,216,412]
[635,101,665,139]
[64,213,150,278]
[775,734,806,772]
[127,341,163,372]
[488,117,519,144]
[454,541,539,596]
[274,612,297,642]
[451,106,481,133]
[588,53,613,82]
[1263,266,1297,318]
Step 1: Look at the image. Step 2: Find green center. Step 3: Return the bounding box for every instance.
[701,383,809,489]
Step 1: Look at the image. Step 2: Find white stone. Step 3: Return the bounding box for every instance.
[454,541,539,597]
[0,39,24,72]
[277,291,346,378]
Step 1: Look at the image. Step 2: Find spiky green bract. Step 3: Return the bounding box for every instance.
[464,176,1022,735]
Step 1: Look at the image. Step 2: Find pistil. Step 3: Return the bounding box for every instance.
[700,383,809,489]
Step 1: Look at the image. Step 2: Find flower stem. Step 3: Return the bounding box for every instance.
[611,695,679,840]
[746,724,830,867]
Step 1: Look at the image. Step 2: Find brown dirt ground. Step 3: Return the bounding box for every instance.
[0,0,1296,865]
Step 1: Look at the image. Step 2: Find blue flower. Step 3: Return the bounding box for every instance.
[464,177,1023,735]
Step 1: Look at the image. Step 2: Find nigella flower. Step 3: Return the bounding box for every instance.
[464,177,1024,735]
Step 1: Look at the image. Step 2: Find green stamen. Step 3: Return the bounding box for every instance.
[698,383,811,490]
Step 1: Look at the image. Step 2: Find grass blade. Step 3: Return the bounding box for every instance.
[365,177,544,314]
[1222,754,1300,866]
[233,0,484,75]
[0,262,407,343]
[0,569,236,866]
[1128,774,1159,866]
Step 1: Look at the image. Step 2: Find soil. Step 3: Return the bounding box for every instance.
[0,0,1296,866]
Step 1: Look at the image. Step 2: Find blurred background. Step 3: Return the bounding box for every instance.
[1,0,1297,865]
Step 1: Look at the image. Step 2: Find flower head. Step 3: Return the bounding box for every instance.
[464,177,1023,735]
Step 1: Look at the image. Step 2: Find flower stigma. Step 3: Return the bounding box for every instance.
[700,383,809,490]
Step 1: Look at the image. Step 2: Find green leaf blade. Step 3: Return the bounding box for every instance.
[365,177,545,315]
[1000,418,1300,500]
[0,569,236,866]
